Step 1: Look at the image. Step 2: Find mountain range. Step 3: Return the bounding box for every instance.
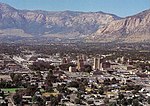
[0,3,150,43]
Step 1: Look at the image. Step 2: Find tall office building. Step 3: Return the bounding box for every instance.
[77,56,84,71]
[93,57,103,70]
[98,58,103,70]
[93,57,98,70]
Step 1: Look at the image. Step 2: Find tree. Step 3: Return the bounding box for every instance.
[84,65,92,73]
[148,97,150,104]
[36,96,46,106]
[61,104,67,106]
[121,98,128,106]
[134,85,142,91]
[127,98,133,105]
[12,74,23,87]
[104,78,111,85]
[132,99,139,106]
[75,98,82,104]
[56,84,67,93]
[0,90,4,99]
[132,90,138,96]
[98,87,104,95]
[78,83,85,92]
[109,102,117,106]
[45,70,55,92]
[26,85,38,96]
[111,77,117,84]
[82,79,88,86]
[118,93,124,100]
[13,92,22,105]
[46,69,57,83]
[36,70,43,80]
[68,81,79,88]
[10,73,15,80]
[104,98,109,104]
[50,95,59,106]
[29,61,55,71]
[59,63,76,71]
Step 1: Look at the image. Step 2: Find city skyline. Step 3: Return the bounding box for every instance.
[0,0,150,17]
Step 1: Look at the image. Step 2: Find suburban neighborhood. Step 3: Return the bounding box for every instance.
[0,48,150,106]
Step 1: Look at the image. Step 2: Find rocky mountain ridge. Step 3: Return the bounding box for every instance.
[0,2,150,43]
[89,9,150,43]
[0,3,119,38]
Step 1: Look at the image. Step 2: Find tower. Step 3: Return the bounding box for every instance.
[93,57,98,70]
[93,57,103,70]
[77,56,84,71]
[98,58,103,70]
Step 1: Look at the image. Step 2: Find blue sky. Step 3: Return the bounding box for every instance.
[0,0,150,17]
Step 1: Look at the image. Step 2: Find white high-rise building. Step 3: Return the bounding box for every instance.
[93,57,103,70]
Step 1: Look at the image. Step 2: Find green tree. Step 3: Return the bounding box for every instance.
[84,65,92,73]
[68,81,79,88]
[10,73,15,80]
[127,98,133,105]
[98,87,104,95]
[12,74,23,87]
[148,96,150,104]
[0,90,4,99]
[132,99,139,106]
[79,83,85,92]
[109,102,117,106]
[56,84,67,93]
[111,77,117,84]
[26,84,38,96]
[121,98,128,106]
[50,95,59,106]
[118,93,124,100]
[104,98,109,104]
[103,78,111,85]
[13,92,22,105]
[36,96,46,106]
[75,98,82,104]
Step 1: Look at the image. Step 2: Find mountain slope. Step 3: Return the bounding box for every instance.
[0,3,119,38]
[0,2,150,43]
[89,9,150,43]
